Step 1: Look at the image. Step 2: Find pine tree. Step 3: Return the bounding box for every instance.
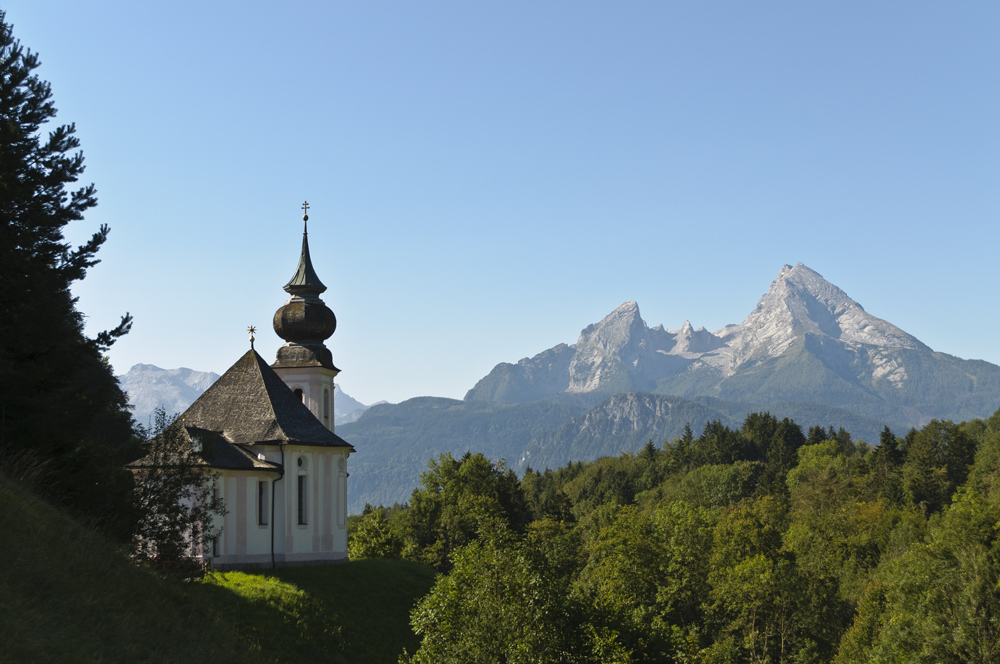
[0,11,138,538]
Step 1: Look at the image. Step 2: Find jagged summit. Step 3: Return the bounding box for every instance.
[568,300,658,393]
[725,263,926,368]
[465,262,1000,425]
[575,300,644,349]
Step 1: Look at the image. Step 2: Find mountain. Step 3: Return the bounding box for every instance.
[518,393,741,472]
[466,300,714,401]
[339,397,593,512]
[335,385,375,425]
[118,364,372,427]
[517,393,899,474]
[118,364,221,428]
[468,263,1000,427]
[341,389,899,509]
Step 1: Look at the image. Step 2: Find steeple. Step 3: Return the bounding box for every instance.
[283,207,327,297]
[272,203,338,372]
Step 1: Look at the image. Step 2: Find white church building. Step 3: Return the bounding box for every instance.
[129,205,354,569]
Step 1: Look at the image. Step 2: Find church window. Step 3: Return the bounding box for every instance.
[212,531,219,557]
[293,388,304,402]
[297,475,308,525]
[258,481,268,525]
[323,389,330,420]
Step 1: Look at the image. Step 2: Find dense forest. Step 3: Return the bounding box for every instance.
[350,411,1000,663]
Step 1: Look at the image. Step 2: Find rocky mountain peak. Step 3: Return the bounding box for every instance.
[671,320,725,355]
[728,263,926,368]
[466,261,949,408]
[566,300,687,394]
[576,300,644,349]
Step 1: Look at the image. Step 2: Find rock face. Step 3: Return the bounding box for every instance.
[466,263,1000,426]
[518,393,733,472]
[118,365,222,428]
[466,301,719,402]
[118,364,370,428]
[720,263,926,371]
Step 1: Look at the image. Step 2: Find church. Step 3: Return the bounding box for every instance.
[128,204,354,570]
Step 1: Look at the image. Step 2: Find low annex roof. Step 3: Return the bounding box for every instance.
[127,426,283,473]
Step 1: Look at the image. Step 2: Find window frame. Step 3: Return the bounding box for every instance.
[297,474,308,525]
[258,480,268,526]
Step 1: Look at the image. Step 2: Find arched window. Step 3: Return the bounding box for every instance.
[323,389,330,420]
[293,388,303,403]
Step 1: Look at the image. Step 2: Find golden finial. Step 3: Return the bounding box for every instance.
[301,200,310,222]
[248,325,256,349]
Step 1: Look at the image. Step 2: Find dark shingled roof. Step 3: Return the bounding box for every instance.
[178,349,353,450]
[127,349,352,471]
[127,426,284,472]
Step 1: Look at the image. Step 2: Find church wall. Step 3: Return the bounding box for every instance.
[281,446,349,560]
[210,469,280,569]
[198,445,349,570]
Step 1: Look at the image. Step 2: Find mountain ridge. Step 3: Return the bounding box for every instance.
[466,263,1000,428]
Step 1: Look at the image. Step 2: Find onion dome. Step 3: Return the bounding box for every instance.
[272,206,339,370]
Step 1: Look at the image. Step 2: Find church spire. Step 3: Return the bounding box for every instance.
[283,201,327,296]
[272,202,338,372]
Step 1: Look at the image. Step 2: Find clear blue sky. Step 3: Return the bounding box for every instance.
[6,2,999,405]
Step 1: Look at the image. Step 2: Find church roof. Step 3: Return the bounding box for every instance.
[129,348,352,471]
[127,426,284,472]
[177,348,353,450]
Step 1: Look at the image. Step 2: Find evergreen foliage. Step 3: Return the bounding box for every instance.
[0,10,138,539]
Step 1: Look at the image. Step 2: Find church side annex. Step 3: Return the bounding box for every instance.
[128,203,354,570]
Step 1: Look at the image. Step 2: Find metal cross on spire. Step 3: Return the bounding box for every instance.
[301,200,310,222]
[248,325,256,349]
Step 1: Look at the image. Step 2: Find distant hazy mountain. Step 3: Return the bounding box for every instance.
[517,393,898,475]
[467,263,1000,426]
[339,396,594,512]
[118,364,371,428]
[334,385,376,425]
[341,391,897,511]
[118,365,221,428]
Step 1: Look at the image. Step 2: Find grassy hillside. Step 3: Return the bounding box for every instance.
[0,473,435,663]
[0,472,264,664]
[203,561,436,663]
